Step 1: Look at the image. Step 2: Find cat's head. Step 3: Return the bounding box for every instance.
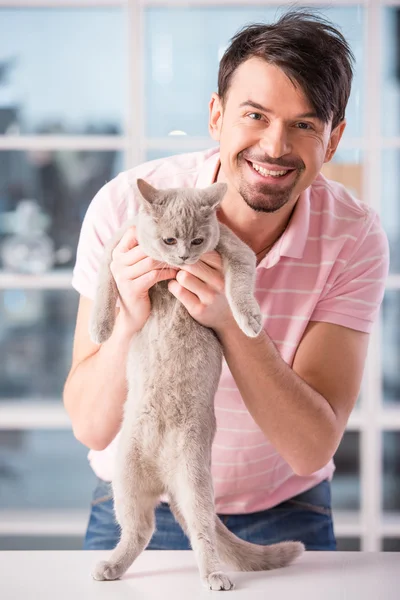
[134,179,227,267]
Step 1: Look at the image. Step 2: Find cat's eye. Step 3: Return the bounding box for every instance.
[163,238,177,245]
[191,238,204,246]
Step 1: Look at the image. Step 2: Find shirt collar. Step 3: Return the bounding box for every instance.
[196,148,310,269]
[259,184,311,269]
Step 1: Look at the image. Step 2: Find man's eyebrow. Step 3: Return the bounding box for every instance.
[239,100,320,120]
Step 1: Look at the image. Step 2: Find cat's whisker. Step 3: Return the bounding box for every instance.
[155,264,168,283]
[151,261,171,283]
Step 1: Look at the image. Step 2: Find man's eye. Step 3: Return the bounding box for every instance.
[296,122,312,130]
[191,238,204,246]
[163,238,177,245]
[248,112,263,121]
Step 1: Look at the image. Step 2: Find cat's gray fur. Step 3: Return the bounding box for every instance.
[90,179,304,590]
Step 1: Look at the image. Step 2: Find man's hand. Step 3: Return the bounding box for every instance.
[168,251,234,333]
[110,226,178,334]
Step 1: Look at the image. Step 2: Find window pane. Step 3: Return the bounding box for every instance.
[382,7,400,137]
[332,431,360,511]
[336,537,361,551]
[0,8,127,134]
[382,291,400,406]
[0,536,83,551]
[0,150,122,269]
[382,538,400,551]
[0,290,77,400]
[145,6,364,139]
[0,429,95,510]
[382,150,400,274]
[383,431,400,513]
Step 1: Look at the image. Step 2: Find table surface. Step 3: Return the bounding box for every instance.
[0,550,399,599]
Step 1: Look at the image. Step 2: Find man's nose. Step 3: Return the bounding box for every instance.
[259,121,291,158]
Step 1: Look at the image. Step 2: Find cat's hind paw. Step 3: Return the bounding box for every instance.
[92,560,123,581]
[205,571,234,591]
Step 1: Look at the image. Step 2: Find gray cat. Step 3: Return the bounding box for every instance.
[90,179,304,590]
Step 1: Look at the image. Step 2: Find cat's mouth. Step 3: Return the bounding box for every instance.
[168,257,199,267]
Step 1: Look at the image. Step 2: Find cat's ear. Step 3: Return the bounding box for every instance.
[136,178,163,209]
[200,182,227,213]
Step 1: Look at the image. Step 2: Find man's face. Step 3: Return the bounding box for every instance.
[209,57,345,213]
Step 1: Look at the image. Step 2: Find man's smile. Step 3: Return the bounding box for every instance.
[245,159,298,185]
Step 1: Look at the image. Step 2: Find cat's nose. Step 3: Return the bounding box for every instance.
[178,255,190,261]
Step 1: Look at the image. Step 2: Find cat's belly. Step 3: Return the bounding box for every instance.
[131,291,222,373]
[121,410,216,468]
[124,291,222,431]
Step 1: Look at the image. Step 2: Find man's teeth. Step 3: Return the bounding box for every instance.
[252,163,290,177]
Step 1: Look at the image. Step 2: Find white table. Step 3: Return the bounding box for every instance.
[0,550,399,599]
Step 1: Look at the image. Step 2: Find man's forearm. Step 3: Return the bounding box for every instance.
[216,320,338,476]
[63,317,131,451]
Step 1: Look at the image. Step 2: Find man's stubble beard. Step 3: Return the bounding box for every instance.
[238,172,302,214]
[236,153,305,214]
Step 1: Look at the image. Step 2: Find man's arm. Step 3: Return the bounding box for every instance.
[215,318,369,476]
[169,253,373,476]
[63,296,132,451]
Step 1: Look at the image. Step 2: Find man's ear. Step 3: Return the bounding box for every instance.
[209,92,223,142]
[324,120,346,164]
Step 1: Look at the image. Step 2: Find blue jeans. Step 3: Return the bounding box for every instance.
[83,478,336,551]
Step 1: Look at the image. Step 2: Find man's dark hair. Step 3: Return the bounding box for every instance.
[218,10,354,129]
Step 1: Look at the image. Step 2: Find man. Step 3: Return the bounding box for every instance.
[64,10,389,551]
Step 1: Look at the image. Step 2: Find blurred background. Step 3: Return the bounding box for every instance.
[0,0,399,553]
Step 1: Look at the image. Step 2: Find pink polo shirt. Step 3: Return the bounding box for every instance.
[72,147,389,514]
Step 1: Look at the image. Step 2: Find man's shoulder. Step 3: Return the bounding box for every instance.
[307,172,388,265]
[310,172,373,225]
[119,147,218,189]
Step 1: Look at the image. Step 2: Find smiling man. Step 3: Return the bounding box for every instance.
[64,11,389,552]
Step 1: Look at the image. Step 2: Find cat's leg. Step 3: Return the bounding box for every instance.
[90,218,136,344]
[169,463,234,591]
[216,223,263,338]
[92,487,159,581]
[89,257,118,344]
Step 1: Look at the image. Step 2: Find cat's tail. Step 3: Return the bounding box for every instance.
[215,516,304,571]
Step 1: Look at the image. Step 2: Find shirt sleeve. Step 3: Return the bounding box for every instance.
[71,173,134,299]
[311,213,389,333]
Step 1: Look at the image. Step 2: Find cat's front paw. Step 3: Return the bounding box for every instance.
[205,571,234,591]
[92,560,123,581]
[233,303,263,338]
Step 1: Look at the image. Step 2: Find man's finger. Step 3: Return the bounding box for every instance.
[120,245,149,266]
[199,251,223,270]
[179,261,224,293]
[125,258,177,281]
[176,270,214,304]
[136,268,179,293]
[117,226,138,253]
[168,280,200,313]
